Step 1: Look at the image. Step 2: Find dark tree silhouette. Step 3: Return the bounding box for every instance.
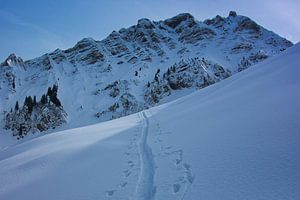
[14,101,19,111]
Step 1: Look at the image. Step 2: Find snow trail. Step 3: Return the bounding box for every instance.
[133,111,155,200]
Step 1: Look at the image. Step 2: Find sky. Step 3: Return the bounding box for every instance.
[0,0,299,61]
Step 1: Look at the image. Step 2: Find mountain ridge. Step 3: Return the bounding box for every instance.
[0,11,293,137]
[1,11,292,64]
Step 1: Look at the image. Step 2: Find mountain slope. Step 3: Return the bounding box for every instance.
[0,11,293,137]
[0,42,299,200]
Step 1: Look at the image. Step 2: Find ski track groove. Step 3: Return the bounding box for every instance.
[133,111,155,200]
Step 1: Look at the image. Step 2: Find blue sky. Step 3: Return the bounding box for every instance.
[0,0,299,61]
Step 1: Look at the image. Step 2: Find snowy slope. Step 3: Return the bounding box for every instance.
[0,11,293,138]
[0,42,299,199]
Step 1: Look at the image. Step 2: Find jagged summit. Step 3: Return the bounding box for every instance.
[229,11,237,17]
[0,12,293,136]
[137,18,155,29]
[1,12,292,64]
[163,13,196,28]
[0,53,25,68]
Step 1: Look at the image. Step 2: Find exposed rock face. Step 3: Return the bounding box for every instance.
[235,17,261,33]
[0,11,293,138]
[179,27,216,43]
[229,11,237,17]
[204,15,226,28]
[164,13,196,29]
[0,53,26,69]
[144,58,230,105]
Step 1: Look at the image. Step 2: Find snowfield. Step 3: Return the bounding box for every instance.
[0,43,299,199]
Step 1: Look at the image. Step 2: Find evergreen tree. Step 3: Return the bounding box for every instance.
[47,86,52,97]
[33,96,37,106]
[12,78,15,89]
[52,84,58,94]
[154,68,160,82]
[51,96,61,107]
[171,66,176,72]
[167,68,170,75]
[23,96,33,113]
[47,84,61,107]
[40,94,47,105]
[27,96,33,113]
[154,75,159,82]
[15,101,19,111]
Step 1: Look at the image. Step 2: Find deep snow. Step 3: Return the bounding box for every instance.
[0,43,299,199]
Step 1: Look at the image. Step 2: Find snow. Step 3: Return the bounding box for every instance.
[133,111,155,200]
[0,41,299,199]
[0,12,292,138]
[0,115,141,199]
[148,43,300,200]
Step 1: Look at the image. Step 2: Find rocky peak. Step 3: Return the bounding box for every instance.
[137,18,155,29]
[235,16,261,33]
[74,37,97,49]
[204,15,226,27]
[164,13,196,29]
[229,11,237,17]
[63,37,99,56]
[1,53,26,68]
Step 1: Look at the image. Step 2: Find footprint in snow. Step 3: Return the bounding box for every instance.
[123,169,131,177]
[127,161,134,167]
[173,183,181,193]
[105,190,115,197]
[119,182,128,188]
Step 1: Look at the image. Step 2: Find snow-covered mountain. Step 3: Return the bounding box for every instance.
[0,11,293,137]
[0,41,299,200]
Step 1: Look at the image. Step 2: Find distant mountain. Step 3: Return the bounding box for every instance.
[0,11,293,137]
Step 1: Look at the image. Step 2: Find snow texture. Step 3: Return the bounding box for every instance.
[0,42,299,200]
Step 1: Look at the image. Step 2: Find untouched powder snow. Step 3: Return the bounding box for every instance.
[0,43,299,199]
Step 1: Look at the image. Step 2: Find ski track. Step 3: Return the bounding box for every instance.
[133,111,156,200]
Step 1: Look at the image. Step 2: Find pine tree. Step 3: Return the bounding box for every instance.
[27,96,33,113]
[52,84,58,94]
[47,86,52,97]
[15,101,19,111]
[154,69,160,82]
[48,84,61,107]
[23,96,33,113]
[167,68,170,75]
[12,78,15,89]
[40,94,47,105]
[33,96,37,106]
